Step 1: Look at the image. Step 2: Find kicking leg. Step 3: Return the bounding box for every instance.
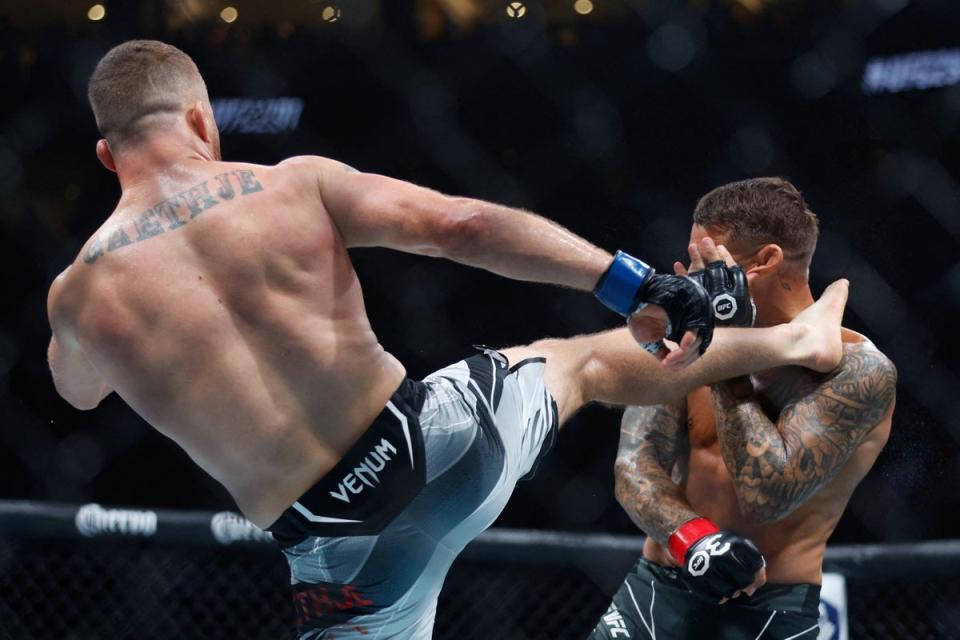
[500,279,848,425]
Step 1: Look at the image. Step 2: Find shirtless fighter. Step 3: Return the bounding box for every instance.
[48,42,848,639]
[591,178,897,640]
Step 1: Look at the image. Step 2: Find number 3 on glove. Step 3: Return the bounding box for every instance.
[686,533,731,576]
[668,517,766,601]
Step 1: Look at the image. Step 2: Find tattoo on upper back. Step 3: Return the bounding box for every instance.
[83,169,265,265]
[615,403,697,544]
[711,343,897,523]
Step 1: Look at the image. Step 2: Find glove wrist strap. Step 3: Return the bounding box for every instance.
[668,517,719,565]
[593,251,654,317]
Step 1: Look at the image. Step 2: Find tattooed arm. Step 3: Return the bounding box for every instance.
[614,403,698,547]
[711,343,897,524]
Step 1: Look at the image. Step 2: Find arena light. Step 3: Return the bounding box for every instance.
[220,6,238,23]
[87,4,106,21]
[506,2,526,18]
[573,0,593,16]
[322,5,341,22]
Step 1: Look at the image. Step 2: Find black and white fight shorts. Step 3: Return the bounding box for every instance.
[267,347,558,639]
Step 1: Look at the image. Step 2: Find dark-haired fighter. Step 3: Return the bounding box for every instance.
[592,178,896,640]
[48,41,849,640]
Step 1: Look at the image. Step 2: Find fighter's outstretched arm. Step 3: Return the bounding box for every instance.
[290,155,713,357]
[310,157,611,291]
[710,342,896,524]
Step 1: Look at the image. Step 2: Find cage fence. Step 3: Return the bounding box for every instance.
[0,501,958,640]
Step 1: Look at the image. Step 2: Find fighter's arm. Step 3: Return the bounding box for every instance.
[47,272,112,410]
[307,157,610,291]
[614,403,697,548]
[615,400,768,601]
[711,343,897,524]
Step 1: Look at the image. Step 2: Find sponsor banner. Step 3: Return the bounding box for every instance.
[74,503,158,538]
[211,97,304,134]
[210,511,274,545]
[862,49,960,94]
[818,572,848,640]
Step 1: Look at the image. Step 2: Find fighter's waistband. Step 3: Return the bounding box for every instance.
[638,558,821,619]
[267,378,428,546]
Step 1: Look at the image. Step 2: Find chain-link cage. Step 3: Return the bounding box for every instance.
[1,535,959,640]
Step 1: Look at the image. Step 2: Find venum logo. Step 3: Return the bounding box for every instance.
[328,437,397,504]
[75,503,158,538]
[211,512,274,545]
[712,293,738,321]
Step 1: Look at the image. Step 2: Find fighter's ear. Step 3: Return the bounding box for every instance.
[744,244,783,280]
[187,100,211,144]
[96,139,117,173]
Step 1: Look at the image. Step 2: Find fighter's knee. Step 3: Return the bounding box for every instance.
[508,337,594,417]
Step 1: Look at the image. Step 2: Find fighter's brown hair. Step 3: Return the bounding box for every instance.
[88,40,207,149]
[693,177,820,274]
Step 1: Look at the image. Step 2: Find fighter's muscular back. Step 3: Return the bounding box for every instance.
[48,158,423,528]
[49,151,634,528]
[639,329,895,584]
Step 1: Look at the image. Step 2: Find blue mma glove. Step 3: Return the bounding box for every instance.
[594,251,715,354]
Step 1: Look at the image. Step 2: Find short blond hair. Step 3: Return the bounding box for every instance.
[88,40,207,148]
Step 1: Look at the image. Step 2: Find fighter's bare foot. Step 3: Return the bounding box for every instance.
[788,279,849,372]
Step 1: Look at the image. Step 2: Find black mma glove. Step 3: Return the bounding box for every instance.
[594,251,715,354]
[668,517,766,601]
[686,261,757,328]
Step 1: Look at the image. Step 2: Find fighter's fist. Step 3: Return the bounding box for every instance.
[593,251,714,359]
[668,518,766,602]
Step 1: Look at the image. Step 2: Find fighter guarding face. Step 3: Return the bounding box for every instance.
[592,178,897,640]
[49,42,851,639]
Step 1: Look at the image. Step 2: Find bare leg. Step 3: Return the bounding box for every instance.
[500,280,848,425]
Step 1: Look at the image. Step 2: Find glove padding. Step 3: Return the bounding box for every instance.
[639,274,714,354]
[680,530,766,601]
[686,261,756,328]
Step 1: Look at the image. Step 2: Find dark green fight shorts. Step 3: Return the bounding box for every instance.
[589,558,820,640]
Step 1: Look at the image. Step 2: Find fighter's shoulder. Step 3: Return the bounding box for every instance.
[836,329,897,387]
[47,265,86,328]
[276,155,357,178]
[809,332,897,429]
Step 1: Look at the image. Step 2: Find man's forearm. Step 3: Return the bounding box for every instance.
[444,200,612,292]
[710,382,794,523]
[615,404,698,547]
[615,460,699,547]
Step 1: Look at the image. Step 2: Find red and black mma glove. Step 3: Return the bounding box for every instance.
[686,261,757,328]
[668,518,766,601]
[593,251,715,353]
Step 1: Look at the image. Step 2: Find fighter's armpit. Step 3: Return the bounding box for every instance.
[713,343,897,524]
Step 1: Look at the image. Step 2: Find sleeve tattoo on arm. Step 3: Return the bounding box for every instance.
[614,402,697,546]
[711,343,897,523]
